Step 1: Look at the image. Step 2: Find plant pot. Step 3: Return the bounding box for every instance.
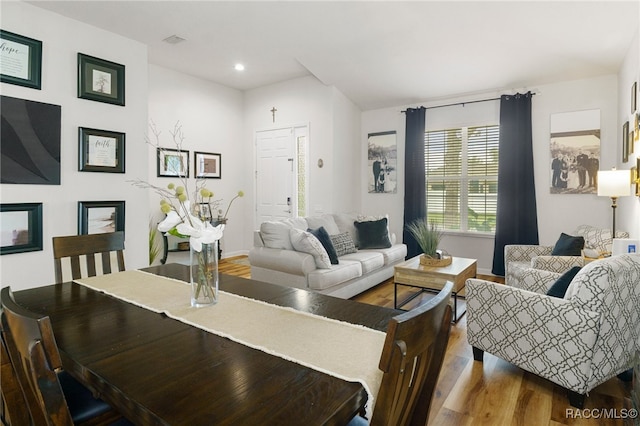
[420,254,452,267]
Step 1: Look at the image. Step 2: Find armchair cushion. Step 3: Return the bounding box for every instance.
[546,266,581,298]
[551,233,585,256]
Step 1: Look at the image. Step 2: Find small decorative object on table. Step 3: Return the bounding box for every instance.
[406,218,451,267]
[130,122,245,306]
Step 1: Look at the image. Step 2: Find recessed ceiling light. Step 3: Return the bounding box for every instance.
[234,63,245,71]
[163,35,186,44]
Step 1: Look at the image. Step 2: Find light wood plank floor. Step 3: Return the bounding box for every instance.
[219,256,632,425]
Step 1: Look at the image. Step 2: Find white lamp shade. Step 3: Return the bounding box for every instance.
[597,170,631,197]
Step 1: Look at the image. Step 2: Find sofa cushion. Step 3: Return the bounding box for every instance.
[329,232,357,257]
[289,228,331,269]
[354,218,392,249]
[308,226,339,265]
[360,244,407,265]
[307,260,362,291]
[546,266,582,298]
[551,233,584,256]
[339,251,384,274]
[306,214,340,235]
[260,218,307,250]
[332,212,359,246]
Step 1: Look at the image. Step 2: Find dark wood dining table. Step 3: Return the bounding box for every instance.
[11,264,401,425]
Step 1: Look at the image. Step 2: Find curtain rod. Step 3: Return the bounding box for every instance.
[401,92,536,113]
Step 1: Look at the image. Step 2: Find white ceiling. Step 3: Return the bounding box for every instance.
[27,1,640,111]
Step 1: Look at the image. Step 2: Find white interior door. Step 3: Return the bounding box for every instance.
[256,128,295,224]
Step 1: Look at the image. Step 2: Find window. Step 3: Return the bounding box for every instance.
[424,125,499,233]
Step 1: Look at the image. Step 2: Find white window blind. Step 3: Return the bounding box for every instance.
[424,125,499,233]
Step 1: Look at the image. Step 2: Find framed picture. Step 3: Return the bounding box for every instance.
[0,203,43,255]
[157,148,189,177]
[79,127,125,173]
[1,96,61,184]
[632,81,638,114]
[623,121,629,163]
[78,53,125,106]
[631,130,635,155]
[0,30,42,89]
[367,131,398,194]
[78,201,125,235]
[194,151,221,179]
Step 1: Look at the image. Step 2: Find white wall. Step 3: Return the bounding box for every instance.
[0,2,149,290]
[617,30,640,240]
[147,65,245,258]
[362,75,621,275]
[243,76,361,229]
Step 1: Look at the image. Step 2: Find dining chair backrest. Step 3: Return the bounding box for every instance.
[0,286,74,425]
[52,232,125,284]
[1,315,36,425]
[371,281,453,426]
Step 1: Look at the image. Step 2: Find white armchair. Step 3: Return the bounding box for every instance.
[467,254,640,407]
[505,225,629,288]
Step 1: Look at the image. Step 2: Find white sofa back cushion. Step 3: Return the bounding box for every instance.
[260,218,308,250]
[306,214,340,235]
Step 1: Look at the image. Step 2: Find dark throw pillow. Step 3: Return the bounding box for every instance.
[551,233,585,256]
[308,226,339,265]
[353,218,392,249]
[329,232,357,257]
[546,266,582,298]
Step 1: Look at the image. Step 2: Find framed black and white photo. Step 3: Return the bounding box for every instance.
[78,53,125,106]
[632,81,637,114]
[367,131,398,194]
[79,127,125,173]
[194,151,221,179]
[549,109,600,195]
[78,201,125,235]
[157,148,189,177]
[0,203,43,255]
[0,30,42,89]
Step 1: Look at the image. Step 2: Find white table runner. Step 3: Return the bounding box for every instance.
[75,270,385,418]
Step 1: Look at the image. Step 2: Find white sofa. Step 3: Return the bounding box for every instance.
[249,213,407,299]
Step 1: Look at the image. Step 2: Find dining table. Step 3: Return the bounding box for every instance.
[11,263,402,425]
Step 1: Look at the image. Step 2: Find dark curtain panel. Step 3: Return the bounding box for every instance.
[403,107,426,259]
[492,92,538,276]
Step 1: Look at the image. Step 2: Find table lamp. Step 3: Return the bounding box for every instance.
[597,168,631,237]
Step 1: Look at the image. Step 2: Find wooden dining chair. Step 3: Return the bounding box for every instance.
[1,320,32,426]
[52,232,125,284]
[0,287,128,426]
[350,281,453,426]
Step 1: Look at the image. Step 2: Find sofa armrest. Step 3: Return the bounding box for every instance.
[466,278,600,393]
[248,247,316,276]
[509,267,561,293]
[531,255,584,273]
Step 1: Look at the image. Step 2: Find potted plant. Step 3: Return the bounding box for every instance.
[406,219,451,266]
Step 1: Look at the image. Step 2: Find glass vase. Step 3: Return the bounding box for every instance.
[190,240,219,307]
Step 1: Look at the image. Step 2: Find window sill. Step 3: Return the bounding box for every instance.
[442,231,495,239]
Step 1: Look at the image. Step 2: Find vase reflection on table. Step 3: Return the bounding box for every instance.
[191,240,219,307]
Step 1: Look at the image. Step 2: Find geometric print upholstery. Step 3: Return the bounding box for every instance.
[504,225,628,286]
[467,254,640,397]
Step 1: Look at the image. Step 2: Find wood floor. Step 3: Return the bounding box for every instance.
[219,256,632,426]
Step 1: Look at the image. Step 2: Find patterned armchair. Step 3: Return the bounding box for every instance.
[466,254,640,407]
[505,225,629,288]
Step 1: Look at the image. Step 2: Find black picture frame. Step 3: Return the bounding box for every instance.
[78,53,125,106]
[194,151,222,179]
[79,127,125,173]
[632,81,637,114]
[623,121,629,163]
[157,148,189,177]
[0,203,43,255]
[78,201,125,235]
[0,30,42,90]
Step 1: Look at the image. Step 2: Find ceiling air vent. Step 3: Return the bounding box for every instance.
[162,35,186,44]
